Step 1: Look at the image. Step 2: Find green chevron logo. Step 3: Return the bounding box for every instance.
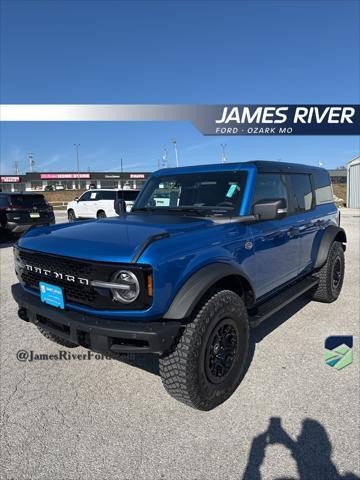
[324,336,353,370]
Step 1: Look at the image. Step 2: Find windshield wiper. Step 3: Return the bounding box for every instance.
[165,207,208,215]
[131,206,156,213]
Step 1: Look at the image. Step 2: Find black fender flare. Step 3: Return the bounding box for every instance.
[163,263,254,320]
[314,225,347,269]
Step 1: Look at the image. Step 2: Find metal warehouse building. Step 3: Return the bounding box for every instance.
[347,156,360,208]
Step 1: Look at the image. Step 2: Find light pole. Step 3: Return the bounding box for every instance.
[28,152,35,172]
[73,144,80,189]
[171,139,179,167]
[162,148,168,168]
[220,144,227,164]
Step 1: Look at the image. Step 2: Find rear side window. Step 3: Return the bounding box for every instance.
[99,191,116,200]
[313,170,333,205]
[290,174,313,212]
[252,174,289,207]
[9,194,47,208]
[122,191,138,201]
[0,195,9,207]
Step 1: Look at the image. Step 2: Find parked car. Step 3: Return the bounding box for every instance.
[12,161,346,410]
[66,189,140,221]
[0,192,55,238]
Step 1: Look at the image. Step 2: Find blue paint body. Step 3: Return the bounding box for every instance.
[17,162,339,321]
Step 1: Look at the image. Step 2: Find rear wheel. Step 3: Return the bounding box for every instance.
[97,210,106,219]
[159,290,249,411]
[68,209,76,222]
[37,326,78,348]
[309,241,345,303]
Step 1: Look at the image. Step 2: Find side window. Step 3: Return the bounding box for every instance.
[100,191,116,200]
[78,191,92,202]
[313,170,333,205]
[252,174,289,209]
[290,174,313,212]
[0,195,9,208]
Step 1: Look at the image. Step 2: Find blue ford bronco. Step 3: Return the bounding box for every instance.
[12,161,346,410]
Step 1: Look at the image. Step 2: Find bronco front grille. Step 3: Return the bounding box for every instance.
[14,248,152,310]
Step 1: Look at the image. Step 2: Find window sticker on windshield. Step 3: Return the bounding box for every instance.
[90,192,97,199]
[226,184,238,198]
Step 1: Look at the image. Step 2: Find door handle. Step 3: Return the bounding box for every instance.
[287,227,298,238]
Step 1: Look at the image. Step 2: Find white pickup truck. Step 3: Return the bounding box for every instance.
[67,189,139,221]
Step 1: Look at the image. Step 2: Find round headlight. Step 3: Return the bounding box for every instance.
[111,270,140,303]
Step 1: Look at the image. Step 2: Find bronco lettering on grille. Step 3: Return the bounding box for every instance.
[24,264,89,285]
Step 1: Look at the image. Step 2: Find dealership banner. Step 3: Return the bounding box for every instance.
[0,104,359,135]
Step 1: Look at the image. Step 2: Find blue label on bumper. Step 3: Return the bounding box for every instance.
[39,282,64,309]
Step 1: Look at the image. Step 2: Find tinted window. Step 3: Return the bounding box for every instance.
[0,195,9,207]
[98,191,116,200]
[9,194,47,208]
[122,191,139,201]
[79,191,92,202]
[313,170,333,205]
[290,174,313,212]
[253,174,289,207]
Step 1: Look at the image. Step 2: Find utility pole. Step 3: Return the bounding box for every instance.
[171,139,179,167]
[28,152,35,172]
[220,144,227,164]
[162,148,168,168]
[73,144,80,188]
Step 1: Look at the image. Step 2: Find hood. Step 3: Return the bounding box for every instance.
[18,213,214,263]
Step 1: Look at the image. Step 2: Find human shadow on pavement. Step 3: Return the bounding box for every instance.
[242,417,359,480]
[114,296,311,378]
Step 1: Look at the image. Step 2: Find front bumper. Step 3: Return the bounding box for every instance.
[12,283,181,354]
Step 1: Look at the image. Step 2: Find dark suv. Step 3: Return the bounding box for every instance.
[11,161,346,410]
[0,193,55,238]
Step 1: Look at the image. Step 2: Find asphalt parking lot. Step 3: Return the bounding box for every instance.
[1,210,359,480]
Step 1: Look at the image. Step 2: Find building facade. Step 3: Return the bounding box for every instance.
[347,156,360,209]
[0,171,151,192]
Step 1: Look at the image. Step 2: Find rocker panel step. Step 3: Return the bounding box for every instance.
[249,276,319,328]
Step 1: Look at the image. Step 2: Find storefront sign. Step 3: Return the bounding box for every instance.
[40,173,90,179]
[130,174,145,179]
[1,176,20,183]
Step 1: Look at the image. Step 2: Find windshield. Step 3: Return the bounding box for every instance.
[9,194,48,208]
[133,171,247,217]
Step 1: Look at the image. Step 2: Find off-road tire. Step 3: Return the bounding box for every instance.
[37,326,78,348]
[309,241,345,303]
[97,210,106,219]
[68,209,76,222]
[159,290,249,411]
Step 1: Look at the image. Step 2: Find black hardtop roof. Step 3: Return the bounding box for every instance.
[239,160,326,174]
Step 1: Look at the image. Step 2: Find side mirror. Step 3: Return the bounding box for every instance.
[74,197,79,202]
[253,198,287,221]
[114,198,126,215]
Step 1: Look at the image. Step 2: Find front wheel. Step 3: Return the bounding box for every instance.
[68,209,76,222]
[159,290,249,411]
[97,210,106,219]
[309,241,345,303]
